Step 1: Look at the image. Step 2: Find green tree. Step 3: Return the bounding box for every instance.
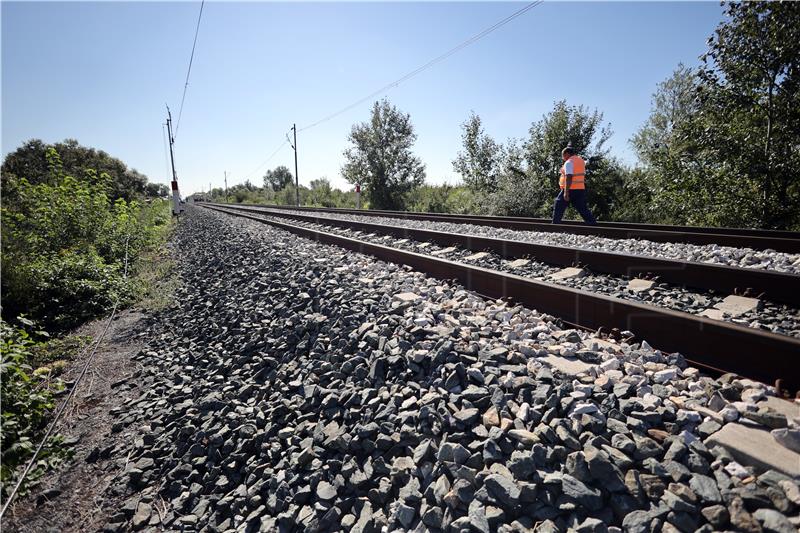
[263,165,294,192]
[405,184,452,213]
[630,65,701,224]
[452,112,502,194]
[1,139,149,202]
[610,166,659,223]
[631,64,697,164]
[308,177,334,206]
[490,100,619,219]
[145,182,170,198]
[341,99,426,210]
[1,148,163,331]
[678,1,800,229]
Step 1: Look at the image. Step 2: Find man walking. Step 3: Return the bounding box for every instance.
[552,146,597,225]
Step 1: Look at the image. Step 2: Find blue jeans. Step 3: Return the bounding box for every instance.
[552,189,597,225]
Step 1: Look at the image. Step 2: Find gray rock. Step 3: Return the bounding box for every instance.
[639,474,666,501]
[507,451,535,479]
[453,478,475,504]
[622,510,652,533]
[728,496,763,533]
[574,517,608,533]
[700,504,729,528]
[484,474,520,508]
[771,427,800,453]
[752,509,796,533]
[744,408,788,430]
[690,474,722,504]
[778,480,800,506]
[632,434,662,460]
[697,418,722,438]
[611,433,636,454]
[467,502,491,533]
[661,461,690,483]
[131,503,151,530]
[667,510,698,533]
[422,507,443,529]
[316,481,337,500]
[396,502,416,529]
[560,473,603,511]
[98,208,800,533]
[662,490,696,513]
[585,446,624,491]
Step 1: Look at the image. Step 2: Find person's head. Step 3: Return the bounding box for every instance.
[561,146,574,162]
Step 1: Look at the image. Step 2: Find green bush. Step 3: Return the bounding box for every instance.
[0,320,67,496]
[0,142,171,497]
[8,249,132,332]
[1,149,168,332]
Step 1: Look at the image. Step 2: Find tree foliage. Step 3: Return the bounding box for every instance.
[308,177,334,207]
[1,149,167,331]
[1,141,171,494]
[1,139,160,202]
[341,99,426,210]
[0,320,68,496]
[456,102,621,220]
[263,165,294,192]
[636,2,800,229]
[209,179,359,208]
[405,184,482,214]
[628,65,694,222]
[145,182,170,198]
[452,113,502,194]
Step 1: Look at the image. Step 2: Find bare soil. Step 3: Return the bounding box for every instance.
[3,309,155,533]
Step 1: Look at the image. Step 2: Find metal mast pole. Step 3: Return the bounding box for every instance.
[166,106,182,215]
[166,108,178,183]
[292,124,299,207]
[224,171,228,203]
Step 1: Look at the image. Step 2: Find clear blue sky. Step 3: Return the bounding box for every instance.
[2,1,725,196]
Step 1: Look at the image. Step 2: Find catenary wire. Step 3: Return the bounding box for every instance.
[236,2,542,190]
[175,0,206,138]
[242,139,290,181]
[297,1,542,132]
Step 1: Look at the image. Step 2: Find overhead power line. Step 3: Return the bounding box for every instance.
[175,0,206,138]
[242,139,290,181]
[237,2,542,193]
[297,1,543,132]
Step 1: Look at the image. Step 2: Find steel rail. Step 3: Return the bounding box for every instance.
[249,203,800,239]
[207,202,800,307]
[203,204,800,391]
[223,202,800,253]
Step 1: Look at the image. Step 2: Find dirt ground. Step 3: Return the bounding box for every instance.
[3,309,155,533]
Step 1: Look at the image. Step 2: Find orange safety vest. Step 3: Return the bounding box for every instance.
[559,155,586,190]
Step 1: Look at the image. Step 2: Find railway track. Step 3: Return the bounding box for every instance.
[202,203,800,392]
[206,202,800,307]
[239,202,800,253]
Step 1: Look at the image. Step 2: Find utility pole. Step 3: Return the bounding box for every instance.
[224,171,228,203]
[290,124,299,207]
[166,106,183,215]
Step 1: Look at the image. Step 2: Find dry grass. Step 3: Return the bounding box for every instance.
[132,214,180,311]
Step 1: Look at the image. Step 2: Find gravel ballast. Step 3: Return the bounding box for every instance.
[100,207,798,532]
[227,209,800,339]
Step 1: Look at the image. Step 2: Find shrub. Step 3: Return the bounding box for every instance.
[1,149,167,331]
[0,320,67,496]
